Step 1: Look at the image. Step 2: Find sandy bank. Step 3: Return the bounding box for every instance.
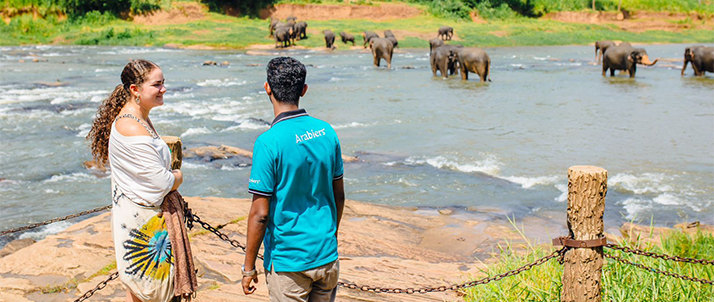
[0,196,567,301]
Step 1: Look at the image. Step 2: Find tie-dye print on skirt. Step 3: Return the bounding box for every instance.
[111,181,175,302]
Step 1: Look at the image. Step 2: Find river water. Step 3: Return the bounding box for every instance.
[1,44,712,244]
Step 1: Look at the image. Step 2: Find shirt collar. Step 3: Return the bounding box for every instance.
[271,109,308,127]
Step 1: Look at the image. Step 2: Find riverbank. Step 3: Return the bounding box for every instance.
[1,2,713,48]
[1,196,710,301]
[0,196,559,301]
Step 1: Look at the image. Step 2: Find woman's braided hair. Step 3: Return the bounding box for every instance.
[87,59,159,166]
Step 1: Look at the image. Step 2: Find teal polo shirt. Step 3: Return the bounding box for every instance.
[248,109,344,272]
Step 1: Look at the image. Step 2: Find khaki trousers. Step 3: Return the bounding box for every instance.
[266,260,339,302]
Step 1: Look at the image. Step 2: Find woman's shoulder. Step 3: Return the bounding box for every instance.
[115,116,153,138]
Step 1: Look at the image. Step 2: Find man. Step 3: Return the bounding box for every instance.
[242,57,345,302]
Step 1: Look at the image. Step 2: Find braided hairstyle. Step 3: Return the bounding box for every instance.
[87,59,159,166]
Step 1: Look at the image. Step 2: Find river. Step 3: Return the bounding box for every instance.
[1,44,712,245]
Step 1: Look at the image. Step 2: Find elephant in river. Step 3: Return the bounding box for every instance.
[429,38,444,55]
[602,44,658,78]
[595,40,616,64]
[431,45,463,78]
[369,38,394,69]
[269,17,279,37]
[340,32,355,45]
[682,45,714,76]
[387,36,398,48]
[454,48,491,82]
[323,30,336,50]
[274,25,293,48]
[363,31,379,48]
[438,26,453,41]
[295,21,308,40]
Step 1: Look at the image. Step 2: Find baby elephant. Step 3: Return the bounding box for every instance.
[323,30,336,50]
[340,32,355,46]
[369,38,394,69]
[454,48,491,82]
[438,26,453,41]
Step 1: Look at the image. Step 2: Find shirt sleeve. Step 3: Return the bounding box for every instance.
[129,141,176,207]
[248,139,276,197]
[333,138,344,181]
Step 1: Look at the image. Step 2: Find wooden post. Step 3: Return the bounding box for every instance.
[163,136,183,170]
[562,166,607,302]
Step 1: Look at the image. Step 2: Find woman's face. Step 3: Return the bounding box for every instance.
[134,68,166,109]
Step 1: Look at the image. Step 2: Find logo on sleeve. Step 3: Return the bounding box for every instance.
[249,178,261,184]
[295,128,326,144]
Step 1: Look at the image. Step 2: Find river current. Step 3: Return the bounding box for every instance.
[1,44,712,244]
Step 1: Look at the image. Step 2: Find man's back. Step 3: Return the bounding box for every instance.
[248,109,344,272]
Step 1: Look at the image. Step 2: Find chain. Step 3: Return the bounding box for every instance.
[73,272,119,302]
[188,212,263,260]
[605,244,714,266]
[604,253,713,285]
[1,205,112,237]
[338,247,565,294]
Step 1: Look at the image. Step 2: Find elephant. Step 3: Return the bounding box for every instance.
[595,40,616,64]
[268,17,279,37]
[295,21,308,40]
[274,25,293,48]
[387,36,398,48]
[323,30,336,50]
[454,48,491,82]
[286,19,297,41]
[340,32,355,46]
[431,45,462,78]
[682,45,714,76]
[438,26,453,41]
[384,30,395,39]
[286,16,297,22]
[369,38,394,69]
[428,38,444,55]
[363,31,379,48]
[602,45,658,78]
[270,20,284,38]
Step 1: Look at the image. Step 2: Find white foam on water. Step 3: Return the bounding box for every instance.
[329,77,342,82]
[94,68,114,73]
[97,48,176,55]
[406,155,502,175]
[19,221,74,240]
[75,123,92,137]
[609,173,673,195]
[652,193,683,206]
[181,162,210,170]
[620,198,651,220]
[533,56,549,61]
[44,172,94,183]
[554,183,568,202]
[397,177,417,187]
[220,165,245,171]
[197,79,248,87]
[502,175,560,189]
[0,86,108,105]
[333,122,376,129]
[181,127,212,137]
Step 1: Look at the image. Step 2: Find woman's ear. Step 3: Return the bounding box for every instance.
[129,83,140,97]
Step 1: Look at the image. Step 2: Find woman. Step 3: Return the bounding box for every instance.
[88,59,183,302]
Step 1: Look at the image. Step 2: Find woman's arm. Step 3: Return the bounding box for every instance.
[171,169,183,191]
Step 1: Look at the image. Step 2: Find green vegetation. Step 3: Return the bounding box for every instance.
[1,0,713,47]
[463,225,714,301]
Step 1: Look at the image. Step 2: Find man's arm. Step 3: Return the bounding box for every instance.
[333,178,345,238]
[242,194,270,295]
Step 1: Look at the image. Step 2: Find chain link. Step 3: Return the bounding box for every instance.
[188,212,263,260]
[604,253,713,285]
[605,244,714,266]
[73,272,119,302]
[1,205,112,237]
[337,247,566,294]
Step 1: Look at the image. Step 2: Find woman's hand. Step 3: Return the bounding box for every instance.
[171,169,183,191]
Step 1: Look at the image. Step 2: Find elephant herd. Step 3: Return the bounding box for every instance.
[268,18,712,80]
[595,40,713,77]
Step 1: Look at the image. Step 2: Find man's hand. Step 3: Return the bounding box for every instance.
[242,275,258,295]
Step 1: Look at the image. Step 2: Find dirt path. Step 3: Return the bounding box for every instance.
[543,11,714,33]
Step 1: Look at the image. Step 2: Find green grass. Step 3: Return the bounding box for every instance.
[1,1,713,47]
[463,223,714,301]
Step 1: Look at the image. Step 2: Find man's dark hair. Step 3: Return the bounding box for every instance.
[266,57,307,105]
